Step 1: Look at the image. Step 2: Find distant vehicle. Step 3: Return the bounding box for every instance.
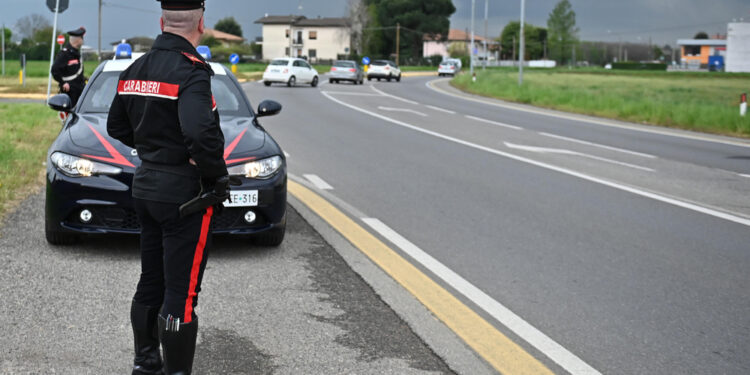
[44,57,288,246]
[329,60,364,84]
[263,58,319,87]
[438,61,460,76]
[367,60,401,82]
[443,58,463,70]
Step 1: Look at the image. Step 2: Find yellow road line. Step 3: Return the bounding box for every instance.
[289,180,552,375]
[0,93,48,100]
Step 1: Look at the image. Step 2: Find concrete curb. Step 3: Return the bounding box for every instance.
[402,71,438,77]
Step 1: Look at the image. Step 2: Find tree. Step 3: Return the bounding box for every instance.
[214,17,242,38]
[200,35,221,48]
[498,21,547,60]
[2,27,11,42]
[364,0,455,61]
[14,14,51,40]
[347,0,371,55]
[547,0,578,65]
[693,31,709,39]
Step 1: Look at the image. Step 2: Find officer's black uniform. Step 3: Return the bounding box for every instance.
[51,27,86,107]
[106,1,226,373]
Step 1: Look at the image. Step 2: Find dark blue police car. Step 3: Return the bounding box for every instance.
[45,55,287,246]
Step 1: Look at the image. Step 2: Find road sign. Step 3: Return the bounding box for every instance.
[57,35,65,45]
[362,56,370,65]
[46,0,69,13]
[229,53,240,65]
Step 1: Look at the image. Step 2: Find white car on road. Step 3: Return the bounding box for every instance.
[367,60,401,82]
[438,61,460,76]
[263,58,319,87]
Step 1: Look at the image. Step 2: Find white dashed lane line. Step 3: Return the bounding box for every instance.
[539,132,657,159]
[465,115,523,130]
[378,106,427,117]
[303,174,334,190]
[425,105,456,115]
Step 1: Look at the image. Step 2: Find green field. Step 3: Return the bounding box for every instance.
[0,103,61,220]
[452,68,750,137]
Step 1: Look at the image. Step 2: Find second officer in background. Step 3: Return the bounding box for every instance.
[51,27,86,107]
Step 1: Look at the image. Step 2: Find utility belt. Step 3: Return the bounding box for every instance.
[140,160,199,177]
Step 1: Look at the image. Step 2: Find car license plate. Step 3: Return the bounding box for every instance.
[270,69,279,73]
[224,190,258,207]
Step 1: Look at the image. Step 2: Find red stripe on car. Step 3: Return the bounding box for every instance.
[223,128,247,160]
[82,124,135,167]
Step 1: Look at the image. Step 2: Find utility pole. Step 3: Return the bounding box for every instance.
[2,23,5,76]
[470,0,475,78]
[519,0,526,86]
[512,36,516,61]
[396,23,400,66]
[98,0,102,61]
[46,0,61,102]
[483,0,488,69]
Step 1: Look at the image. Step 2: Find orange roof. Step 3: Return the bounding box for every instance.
[424,29,488,42]
[204,28,244,42]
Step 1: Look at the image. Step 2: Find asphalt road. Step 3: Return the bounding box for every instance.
[245,75,750,374]
[0,191,455,374]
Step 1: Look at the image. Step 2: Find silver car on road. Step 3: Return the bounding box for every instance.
[329,60,364,85]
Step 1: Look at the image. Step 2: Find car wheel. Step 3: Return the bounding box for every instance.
[367,76,372,81]
[287,76,296,87]
[377,78,381,81]
[311,76,319,87]
[263,81,272,86]
[253,213,286,247]
[396,74,401,82]
[329,78,333,84]
[45,217,78,245]
[359,79,364,85]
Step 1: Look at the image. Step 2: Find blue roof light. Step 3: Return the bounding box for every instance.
[115,43,132,59]
[197,45,211,60]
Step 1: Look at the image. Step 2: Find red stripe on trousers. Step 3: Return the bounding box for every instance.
[184,206,213,323]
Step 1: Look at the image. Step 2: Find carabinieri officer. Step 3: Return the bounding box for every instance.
[106,1,228,374]
[51,26,86,106]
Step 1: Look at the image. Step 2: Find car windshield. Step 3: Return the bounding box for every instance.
[372,60,388,66]
[79,71,252,117]
[334,61,355,68]
[270,59,288,66]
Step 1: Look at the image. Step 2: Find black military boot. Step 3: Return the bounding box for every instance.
[158,314,198,375]
[131,301,164,375]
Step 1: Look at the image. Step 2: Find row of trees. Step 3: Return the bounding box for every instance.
[498,0,578,64]
[348,0,455,63]
[2,14,61,60]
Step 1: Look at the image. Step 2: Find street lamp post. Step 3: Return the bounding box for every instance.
[470,0,475,79]
[483,0,488,70]
[518,0,526,86]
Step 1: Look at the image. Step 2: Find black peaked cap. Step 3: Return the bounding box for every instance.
[67,27,86,37]
[157,0,205,10]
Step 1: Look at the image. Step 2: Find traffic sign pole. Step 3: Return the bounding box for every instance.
[46,0,61,103]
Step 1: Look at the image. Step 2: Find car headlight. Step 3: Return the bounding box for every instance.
[227,155,282,179]
[50,152,122,177]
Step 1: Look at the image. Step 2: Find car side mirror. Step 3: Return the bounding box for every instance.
[48,94,72,112]
[257,100,282,117]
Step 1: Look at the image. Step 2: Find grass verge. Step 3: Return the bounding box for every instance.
[0,103,60,221]
[452,69,750,138]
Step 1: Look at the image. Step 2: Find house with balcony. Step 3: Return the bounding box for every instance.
[254,15,350,62]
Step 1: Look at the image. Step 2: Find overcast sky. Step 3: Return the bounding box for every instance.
[2,0,749,49]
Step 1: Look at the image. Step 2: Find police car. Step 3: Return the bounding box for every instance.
[45,46,288,246]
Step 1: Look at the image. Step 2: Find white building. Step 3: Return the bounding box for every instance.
[726,22,750,73]
[254,15,351,62]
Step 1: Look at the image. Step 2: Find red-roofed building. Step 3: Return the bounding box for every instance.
[423,29,498,59]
